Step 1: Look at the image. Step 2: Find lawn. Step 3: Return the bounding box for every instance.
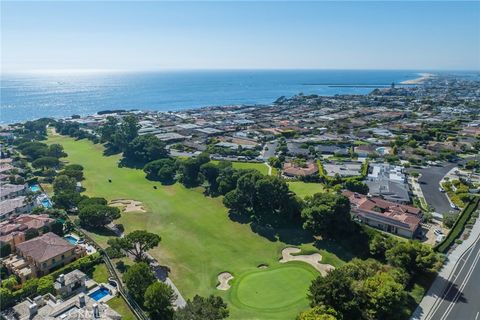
[91,263,109,284]
[287,181,325,199]
[212,160,272,176]
[91,263,137,320]
[229,262,317,316]
[107,296,137,320]
[47,134,346,319]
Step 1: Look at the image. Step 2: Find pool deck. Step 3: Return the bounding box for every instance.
[87,283,117,303]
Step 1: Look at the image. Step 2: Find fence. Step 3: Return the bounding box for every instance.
[73,226,150,320]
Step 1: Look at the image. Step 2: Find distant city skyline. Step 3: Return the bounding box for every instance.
[1,1,479,72]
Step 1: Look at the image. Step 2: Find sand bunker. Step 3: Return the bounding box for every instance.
[257,264,268,269]
[216,272,234,290]
[280,247,334,276]
[109,199,146,213]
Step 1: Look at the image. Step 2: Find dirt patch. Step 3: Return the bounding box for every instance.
[109,199,146,213]
[279,247,334,276]
[257,264,268,269]
[216,272,234,290]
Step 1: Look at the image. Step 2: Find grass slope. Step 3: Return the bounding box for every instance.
[287,182,325,199]
[47,135,345,319]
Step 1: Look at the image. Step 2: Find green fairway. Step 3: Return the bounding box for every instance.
[231,161,270,175]
[47,134,345,319]
[230,262,317,315]
[212,160,271,175]
[287,181,325,199]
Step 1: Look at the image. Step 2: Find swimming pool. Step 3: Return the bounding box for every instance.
[64,235,78,245]
[376,147,387,155]
[41,198,52,208]
[30,184,41,192]
[89,287,110,301]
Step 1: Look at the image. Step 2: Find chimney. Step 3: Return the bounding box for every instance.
[58,274,65,285]
[93,303,99,318]
[78,293,85,307]
[33,295,44,307]
[28,302,38,318]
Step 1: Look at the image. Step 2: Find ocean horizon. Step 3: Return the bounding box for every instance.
[0,69,453,124]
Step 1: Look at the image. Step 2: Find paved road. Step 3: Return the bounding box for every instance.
[416,163,458,215]
[261,141,278,160]
[425,235,480,320]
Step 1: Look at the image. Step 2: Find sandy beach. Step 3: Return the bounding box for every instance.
[400,73,435,85]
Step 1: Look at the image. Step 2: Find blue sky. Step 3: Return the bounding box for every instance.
[1,1,479,71]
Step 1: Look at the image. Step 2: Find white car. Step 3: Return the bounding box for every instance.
[439,187,445,192]
[435,234,445,243]
[434,229,444,237]
[450,203,458,209]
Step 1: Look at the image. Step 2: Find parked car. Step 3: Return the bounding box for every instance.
[439,187,445,192]
[434,229,444,237]
[435,234,445,243]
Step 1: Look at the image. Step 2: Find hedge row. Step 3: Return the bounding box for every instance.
[435,196,480,253]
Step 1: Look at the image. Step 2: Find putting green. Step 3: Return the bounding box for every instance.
[230,263,317,313]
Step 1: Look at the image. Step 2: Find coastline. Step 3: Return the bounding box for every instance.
[400,72,434,85]
[0,70,428,124]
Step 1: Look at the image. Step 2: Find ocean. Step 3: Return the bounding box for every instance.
[0,70,421,124]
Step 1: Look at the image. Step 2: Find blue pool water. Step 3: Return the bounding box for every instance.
[89,287,110,301]
[64,235,78,245]
[30,184,40,192]
[41,198,52,208]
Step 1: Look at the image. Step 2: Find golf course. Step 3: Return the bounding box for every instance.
[47,133,347,319]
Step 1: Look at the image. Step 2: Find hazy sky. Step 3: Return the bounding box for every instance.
[1,1,479,72]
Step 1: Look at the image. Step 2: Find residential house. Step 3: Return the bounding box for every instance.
[3,292,121,320]
[0,197,33,221]
[0,214,55,250]
[0,184,27,201]
[282,161,319,178]
[365,163,411,203]
[343,191,422,238]
[4,232,85,282]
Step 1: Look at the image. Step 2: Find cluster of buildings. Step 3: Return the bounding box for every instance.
[2,269,120,320]
[45,74,479,240]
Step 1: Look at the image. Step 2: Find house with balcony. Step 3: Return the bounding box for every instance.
[3,232,85,282]
[343,190,422,238]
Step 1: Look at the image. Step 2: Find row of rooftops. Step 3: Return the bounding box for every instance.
[343,190,422,232]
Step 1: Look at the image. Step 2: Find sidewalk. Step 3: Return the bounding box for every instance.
[411,216,480,320]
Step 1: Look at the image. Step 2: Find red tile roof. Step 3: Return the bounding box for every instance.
[15,232,74,263]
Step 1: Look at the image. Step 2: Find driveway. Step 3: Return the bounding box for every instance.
[414,163,458,215]
[261,141,278,160]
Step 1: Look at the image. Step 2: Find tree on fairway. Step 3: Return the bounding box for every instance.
[108,230,160,261]
[123,262,156,305]
[32,157,60,171]
[53,175,77,194]
[297,305,339,320]
[175,295,229,320]
[78,205,121,228]
[301,193,352,239]
[124,134,167,163]
[48,143,67,158]
[309,268,360,319]
[144,281,176,320]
